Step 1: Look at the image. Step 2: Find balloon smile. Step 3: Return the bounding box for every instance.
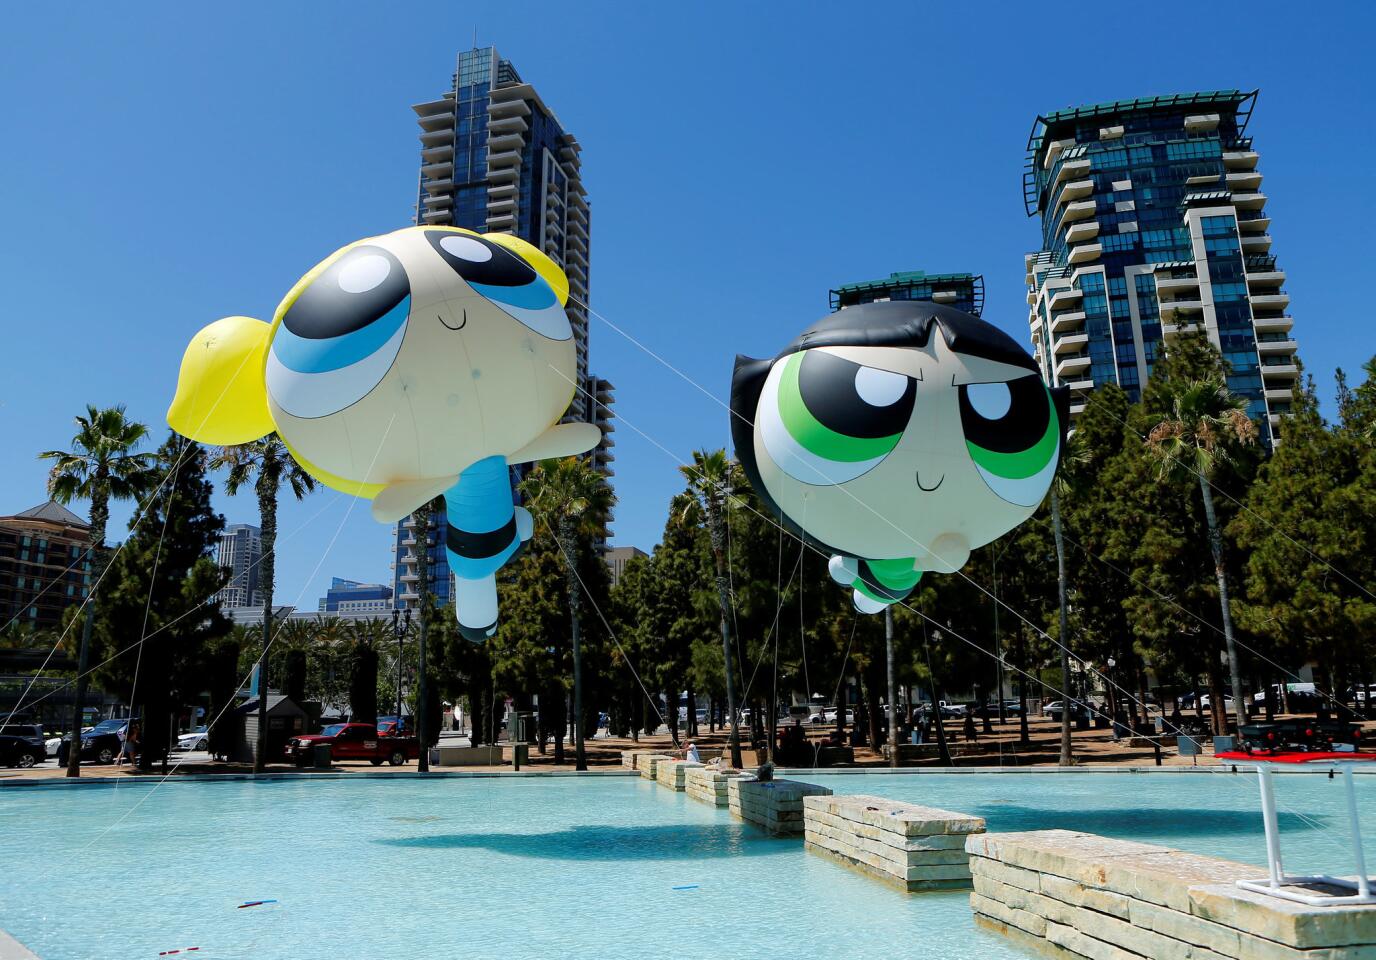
[916,471,945,492]
[440,309,467,331]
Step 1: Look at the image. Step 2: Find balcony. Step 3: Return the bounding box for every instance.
[1069,401,1088,418]
[1155,275,1199,295]
[1055,354,1091,380]
[421,143,453,163]
[486,114,528,135]
[1250,292,1290,311]
[420,208,451,223]
[487,147,523,169]
[1064,378,1094,393]
[1053,158,1092,188]
[487,95,531,119]
[1064,220,1099,244]
[1227,171,1263,191]
[1262,363,1299,379]
[487,194,516,215]
[1061,199,1096,223]
[1252,314,1293,334]
[420,161,453,180]
[1246,270,1286,289]
[1158,298,1205,321]
[1184,113,1220,131]
[1240,234,1273,253]
[416,110,455,132]
[1232,192,1267,210]
[1265,386,1296,403]
[1042,138,1076,170]
[487,162,519,184]
[1026,290,1038,307]
[421,177,453,196]
[1068,242,1102,265]
[1237,214,1271,233]
[1256,338,1298,356]
[1051,332,1084,354]
[1058,179,1094,205]
[1049,311,1085,336]
[419,128,452,148]
[486,210,517,232]
[1223,150,1260,171]
[424,192,452,208]
[1048,287,1082,311]
[488,131,524,153]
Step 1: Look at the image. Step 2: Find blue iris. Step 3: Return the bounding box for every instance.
[469,280,557,311]
[272,296,410,374]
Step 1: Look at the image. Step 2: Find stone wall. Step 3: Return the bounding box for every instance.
[621,750,662,770]
[638,754,673,780]
[727,778,832,836]
[656,758,703,791]
[804,794,986,891]
[684,765,740,807]
[967,829,1376,960]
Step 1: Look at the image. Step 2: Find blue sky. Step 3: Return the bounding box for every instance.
[3,2,1373,609]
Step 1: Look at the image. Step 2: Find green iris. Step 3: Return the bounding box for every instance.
[965,415,1059,479]
[778,353,903,463]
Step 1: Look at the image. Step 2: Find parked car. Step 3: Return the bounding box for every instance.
[57,717,135,765]
[974,700,1025,719]
[0,724,46,760]
[0,734,45,768]
[376,715,412,737]
[174,726,209,752]
[288,723,419,767]
[1042,700,1094,723]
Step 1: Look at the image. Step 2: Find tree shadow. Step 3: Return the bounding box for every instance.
[974,805,1318,839]
[379,823,793,861]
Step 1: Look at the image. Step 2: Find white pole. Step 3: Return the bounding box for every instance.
[1343,766,1371,899]
[1257,765,1285,887]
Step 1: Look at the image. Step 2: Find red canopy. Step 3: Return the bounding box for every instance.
[1216,751,1376,764]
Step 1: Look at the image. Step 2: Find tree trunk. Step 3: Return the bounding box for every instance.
[687,688,698,738]
[1197,476,1247,732]
[66,476,111,778]
[412,498,439,773]
[1017,636,1030,746]
[254,479,277,774]
[558,516,587,771]
[1205,652,1225,736]
[708,501,742,768]
[1050,488,1073,766]
[885,607,898,768]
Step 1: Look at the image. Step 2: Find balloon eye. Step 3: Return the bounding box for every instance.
[281,245,409,341]
[758,350,915,485]
[959,375,1059,506]
[425,230,533,286]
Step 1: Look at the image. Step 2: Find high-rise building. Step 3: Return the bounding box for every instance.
[830,271,985,316]
[1023,91,1297,440]
[602,545,646,586]
[0,500,91,631]
[215,523,262,609]
[317,577,393,615]
[391,515,452,613]
[403,46,614,599]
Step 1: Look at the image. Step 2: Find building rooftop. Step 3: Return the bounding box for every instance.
[829,271,985,315]
[8,500,89,527]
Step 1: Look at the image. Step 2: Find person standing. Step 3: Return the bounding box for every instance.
[116,722,139,767]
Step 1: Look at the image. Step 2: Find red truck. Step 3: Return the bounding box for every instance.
[289,722,420,767]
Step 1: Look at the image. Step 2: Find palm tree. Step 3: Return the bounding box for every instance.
[408,496,440,773]
[1146,377,1257,734]
[678,449,743,769]
[520,457,616,771]
[209,436,314,772]
[40,405,158,778]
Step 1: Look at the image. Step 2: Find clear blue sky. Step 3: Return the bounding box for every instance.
[2,1,1373,609]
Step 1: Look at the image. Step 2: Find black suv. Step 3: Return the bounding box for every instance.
[57,717,135,765]
[0,724,45,767]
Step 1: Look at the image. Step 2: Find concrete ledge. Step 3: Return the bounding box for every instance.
[431,745,503,767]
[967,830,1376,959]
[655,758,702,791]
[638,754,673,780]
[727,778,831,836]
[684,765,741,806]
[805,794,985,891]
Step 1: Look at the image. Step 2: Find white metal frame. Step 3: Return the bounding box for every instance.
[1236,759,1375,906]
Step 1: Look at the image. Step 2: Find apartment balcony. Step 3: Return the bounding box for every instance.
[1064,378,1094,393]
[487,194,516,215]
[568,191,589,211]
[567,230,587,253]
[1186,174,1223,187]
[488,184,517,204]
[1048,287,1082,311]
[1042,138,1077,170]
[488,131,524,153]
[1246,270,1286,290]
[1061,199,1096,224]
[416,109,455,132]
[1064,220,1099,244]
[419,127,453,147]
[1158,298,1205,321]
[400,572,419,583]
[1067,241,1102,265]
[421,143,453,163]
[424,192,452,208]
[420,161,453,180]
[1026,289,1038,307]
[1223,150,1260,171]
[1232,192,1267,210]
[566,246,589,270]
[1049,308,1086,335]
[486,210,517,232]
[1057,179,1094,205]
[1184,113,1220,132]
[1155,275,1199,296]
[1265,386,1297,403]
[1226,171,1263,191]
[421,208,451,223]
[1252,315,1294,334]
[486,114,528,135]
[1053,332,1089,356]
[1237,213,1271,233]
[1250,292,1290,312]
[487,95,531,119]
[1261,363,1299,380]
[1055,353,1092,380]
[1240,233,1273,254]
[1069,401,1088,418]
[1256,338,1298,356]
[487,162,519,184]
[1052,158,1092,188]
[422,178,453,196]
[487,147,523,169]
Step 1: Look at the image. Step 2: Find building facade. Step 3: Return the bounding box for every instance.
[602,545,646,586]
[214,523,262,609]
[391,514,453,613]
[830,270,985,316]
[317,577,393,614]
[0,501,91,631]
[403,46,615,597]
[1023,91,1297,439]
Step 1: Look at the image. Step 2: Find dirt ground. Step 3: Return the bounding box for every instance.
[7,715,1371,781]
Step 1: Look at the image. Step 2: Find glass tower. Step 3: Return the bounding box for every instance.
[1023,91,1297,440]
[396,48,614,610]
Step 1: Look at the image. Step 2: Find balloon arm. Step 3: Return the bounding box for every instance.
[369,475,460,523]
[505,422,601,465]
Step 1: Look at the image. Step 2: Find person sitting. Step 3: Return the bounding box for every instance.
[684,741,700,763]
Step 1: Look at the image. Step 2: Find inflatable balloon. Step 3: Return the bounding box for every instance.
[730,301,1067,614]
[168,226,599,640]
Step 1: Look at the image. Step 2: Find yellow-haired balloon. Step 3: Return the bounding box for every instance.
[168,226,600,640]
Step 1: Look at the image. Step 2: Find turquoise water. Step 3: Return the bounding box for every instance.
[0,771,1369,960]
